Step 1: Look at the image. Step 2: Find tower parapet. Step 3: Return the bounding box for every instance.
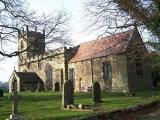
[18,26,45,65]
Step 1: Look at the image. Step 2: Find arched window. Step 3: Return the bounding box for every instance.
[45,63,53,90]
[103,62,112,80]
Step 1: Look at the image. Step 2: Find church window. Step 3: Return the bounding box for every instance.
[103,63,112,80]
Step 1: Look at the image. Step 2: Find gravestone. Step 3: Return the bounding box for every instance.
[93,82,102,103]
[0,88,4,97]
[55,82,60,91]
[6,81,24,120]
[78,104,84,109]
[62,80,74,108]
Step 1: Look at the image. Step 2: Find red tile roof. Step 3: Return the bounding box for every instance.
[69,29,136,63]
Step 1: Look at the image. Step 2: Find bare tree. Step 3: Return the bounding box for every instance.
[86,0,160,40]
[0,0,70,60]
[85,0,160,78]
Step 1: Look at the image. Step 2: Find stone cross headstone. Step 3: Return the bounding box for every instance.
[93,82,102,103]
[6,80,23,120]
[62,80,74,108]
[10,82,19,115]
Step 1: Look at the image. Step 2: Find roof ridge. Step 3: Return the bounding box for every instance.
[79,29,135,45]
[69,28,137,63]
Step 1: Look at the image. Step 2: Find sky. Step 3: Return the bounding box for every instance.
[0,0,151,83]
[0,0,98,82]
[28,0,97,44]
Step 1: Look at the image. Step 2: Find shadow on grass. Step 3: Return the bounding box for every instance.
[38,114,90,120]
[1,90,160,120]
[20,92,62,102]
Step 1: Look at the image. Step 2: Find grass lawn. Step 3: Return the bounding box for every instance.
[0,90,160,120]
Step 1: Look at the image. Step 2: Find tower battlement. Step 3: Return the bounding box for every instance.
[18,26,45,64]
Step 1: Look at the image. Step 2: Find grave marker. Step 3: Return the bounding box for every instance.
[6,80,23,120]
[62,80,74,108]
[93,82,102,103]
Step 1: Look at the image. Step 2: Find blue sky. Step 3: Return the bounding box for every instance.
[0,0,98,82]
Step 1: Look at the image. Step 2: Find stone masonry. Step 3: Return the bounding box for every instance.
[9,27,153,93]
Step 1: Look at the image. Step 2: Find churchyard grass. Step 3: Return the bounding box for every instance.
[0,90,160,120]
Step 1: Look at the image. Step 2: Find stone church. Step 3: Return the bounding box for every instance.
[9,27,152,93]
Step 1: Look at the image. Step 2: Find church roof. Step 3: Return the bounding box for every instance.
[15,72,43,83]
[69,29,137,63]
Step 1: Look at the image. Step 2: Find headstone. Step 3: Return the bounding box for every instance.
[78,104,84,109]
[10,91,20,115]
[62,80,74,108]
[93,82,102,103]
[6,81,24,120]
[67,105,71,109]
[0,88,4,97]
[11,81,20,115]
[55,82,60,91]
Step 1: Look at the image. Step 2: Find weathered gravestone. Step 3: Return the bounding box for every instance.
[93,82,102,103]
[62,80,74,108]
[0,88,4,97]
[6,81,24,120]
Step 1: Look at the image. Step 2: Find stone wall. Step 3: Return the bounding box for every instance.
[18,34,152,92]
[18,29,45,59]
[69,54,129,92]
[127,57,152,92]
[126,33,152,92]
[111,55,129,92]
[18,47,67,91]
[69,60,92,92]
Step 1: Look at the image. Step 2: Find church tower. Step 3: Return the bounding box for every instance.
[18,26,45,64]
